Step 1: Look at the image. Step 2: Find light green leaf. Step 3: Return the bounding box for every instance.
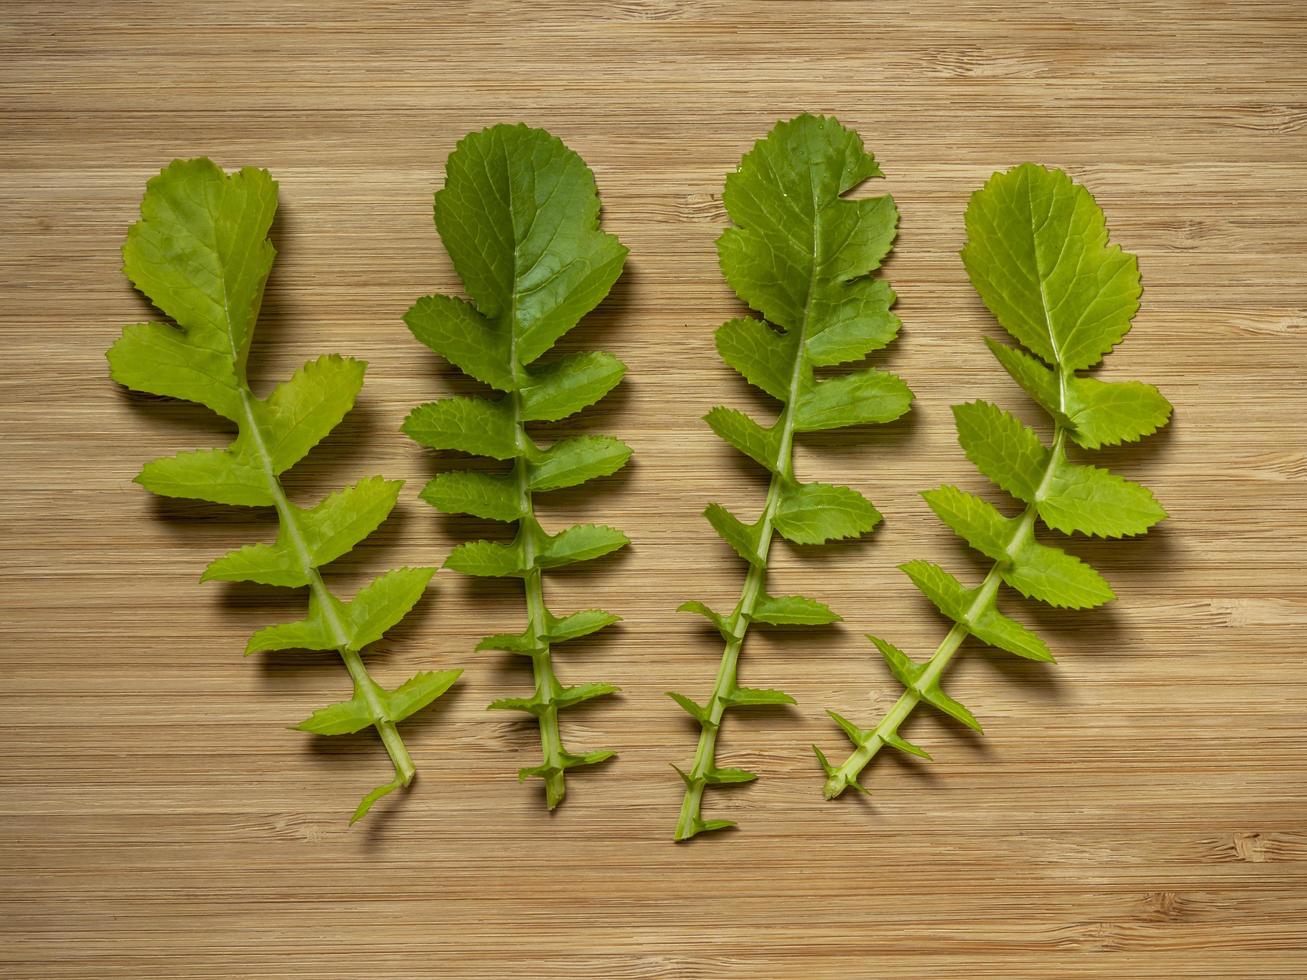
[704,406,780,472]
[953,400,1049,504]
[555,682,620,709]
[961,162,1140,371]
[115,158,448,825]
[528,435,631,492]
[342,566,436,651]
[385,669,463,724]
[774,480,881,545]
[404,293,514,391]
[444,538,527,578]
[714,317,794,401]
[678,600,731,638]
[703,503,763,567]
[752,593,841,626]
[122,158,277,373]
[1065,375,1173,450]
[296,476,403,568]
[350,778,403,825]
[723,686,796,707]
[1005,541,1114,610]
[107,321,244,422]
[401,396,519,460]
[520,351,625,422]
[984,338,1062,421]
[434,123,627,367]
[538,524,629,568]
[1039,459,1168,537]
[136,448,272,507]
[246,594,336,655]
[420,470,524,522]
[793,368,913,432]
[546,608,621,643]
[296,694,374,736]
[476,630,541,655]
[245,354,365,474]
[920,484,1015,562]
[667,691,712,725]
[201,539,308,588]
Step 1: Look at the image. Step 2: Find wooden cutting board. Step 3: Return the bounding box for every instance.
[3,1,1305,976]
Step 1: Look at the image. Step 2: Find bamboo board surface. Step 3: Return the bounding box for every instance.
[2,1,1306,976]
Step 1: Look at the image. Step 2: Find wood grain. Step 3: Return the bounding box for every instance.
[2,1,1305,976]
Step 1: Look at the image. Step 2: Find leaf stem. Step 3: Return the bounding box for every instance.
[512,390,569,809]
[237,389,414,787]
[823,426,1067,798]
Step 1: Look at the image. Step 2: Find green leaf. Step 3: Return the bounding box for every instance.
[793,368,913,432]
[703,503,763,567]
[411,125,631,810]
[805,280,901,367]
[476,630,541,655]
[773,480,882,544]
[678,600,731,638]
[404,293,514,391]
[667,691,712,725]
[419,469,524,522]
[246,595,336,655]
[115,158,449,825]
[751,593,841,626]
[122,158,277,372]
[705,767,758,785]
[821,163,1170,807]
[434,123,627,367]
[1005,541,1114,610]
[528,435,631,491]
[342,566,436,651]
[107,321,244,422]
[714,316,794,401]
[921,484,1015,562]
[520,352,626,422]
[546,608,621,643]
[202,479,401,587]
[1064,375,1173,450]
[296,476,403,568]
[296,694,374,736]
[555,682,620,709]
[385,669,462,723]
[1039,458,1168,538]
[985,337,1172,450]
[401,396,519,460]
[538,524,629,568]
[723,686,796,708]
[984,338,1063,421]
[444,538,527,578]
[679,115,912,839]
[717,114,896,334]
[136,448,272,507]
[350,777,403,826]
[961,162,1140,371]
[953,400,1049,504]
[245,355,366,474]
[703,406,780,472]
